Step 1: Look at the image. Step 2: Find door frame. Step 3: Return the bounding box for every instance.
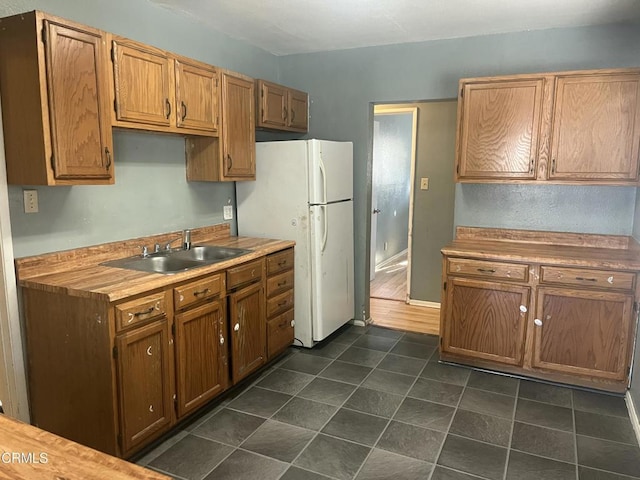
[371,105,418,303]
[0,100,30,420]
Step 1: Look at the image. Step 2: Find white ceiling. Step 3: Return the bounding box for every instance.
[148,0,640,56]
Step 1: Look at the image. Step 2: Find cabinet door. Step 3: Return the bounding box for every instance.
[532,287,634,381]
[457,79,544,180]
[44,21,113,180]
[442,277,529,366]
[221,72,256,179]
[229,282,266,383]
[258,81,286,128]
[174,299,229,418]
[175,60,219,132]
[288,89,309,132]
[116,319,172,455]
[112,40,172,126]
[549,73,640,182]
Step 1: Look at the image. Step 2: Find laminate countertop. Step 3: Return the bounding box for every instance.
[0,414,169,480]
[442,227,640,272]
[15,224,294,302]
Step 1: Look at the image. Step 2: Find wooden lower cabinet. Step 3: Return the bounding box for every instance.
[441,247,639,392]
[174,299,229,418]
[229,281,266,383]
[532,287,634,381]
[115,319,172,456]
[442,277,529,366]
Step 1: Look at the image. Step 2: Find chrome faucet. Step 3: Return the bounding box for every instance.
[182,229,191,250]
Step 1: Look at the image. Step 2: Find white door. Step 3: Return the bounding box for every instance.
[308,140,353,204]
[309,201,354,341]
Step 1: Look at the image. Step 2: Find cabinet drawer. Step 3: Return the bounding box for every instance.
[227,259,263,290]
[115,292,167,332]
[174,274,224,310]
[267,309,294,358]
[447,258,528,282]
[540,266,635,291]
[267,248,294,276]
[267,289,294,318]
[266,270,294,298]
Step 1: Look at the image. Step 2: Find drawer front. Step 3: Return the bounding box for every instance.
[267,309,294,358]
[447,258,528,282]
[267,270,294,298]
[227,259,263,290]
[115,292,167,331]
[540,266,635,291]
[267,289,294,319]
[174,274,224,310]
[267,248,294,276]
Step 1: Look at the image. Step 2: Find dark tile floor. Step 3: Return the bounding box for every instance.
[137,324,640,480]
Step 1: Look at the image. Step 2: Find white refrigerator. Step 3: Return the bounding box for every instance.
[236,140,354,348]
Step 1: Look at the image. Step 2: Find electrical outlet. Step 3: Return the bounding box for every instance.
[223,205,233,220]
[420,177,429,190]
[23,190,38,213]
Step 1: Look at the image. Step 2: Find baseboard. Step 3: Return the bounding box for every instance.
[375,249,408,271]
[408,299,441,309]
[352,318,370,327]
[626,391,640,447]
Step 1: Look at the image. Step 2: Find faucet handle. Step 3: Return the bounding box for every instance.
[182,229,192,250]
[154,243,161,253]
[141,246,149,257]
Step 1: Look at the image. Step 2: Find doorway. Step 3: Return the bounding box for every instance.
[368,100,458,335]
[370,106,417,302]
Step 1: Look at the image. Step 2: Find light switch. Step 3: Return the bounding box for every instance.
[223,205,233,220]
[420,178,429,190]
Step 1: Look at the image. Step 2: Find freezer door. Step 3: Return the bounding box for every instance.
[308,140,353,204]
[309,201,354,341]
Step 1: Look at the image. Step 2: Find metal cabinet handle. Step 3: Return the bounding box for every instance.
[534,319,543,327]
[277,281,287,287]
[277,300,288,307]
[193,288,211,296]
[149,405,154,413]
[227,154,233,171]
[477,268,496,274]
[165,98,171,119]
[373,209,381,214]
[181,101,187,121]
[219,336,225,345]
[575,276,598,282]
[105,147,112,170]
[146,346,153,356]
[135,306,155,317]
[234,323,240,331]
[290,320,295,327]
[519,305,527,313]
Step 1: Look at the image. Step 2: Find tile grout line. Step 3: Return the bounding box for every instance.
[572,389,580,480]
[501,378,519,480]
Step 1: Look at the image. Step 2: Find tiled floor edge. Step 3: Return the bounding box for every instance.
[625,391,640,447]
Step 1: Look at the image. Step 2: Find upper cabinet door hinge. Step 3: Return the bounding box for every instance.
[171,323,176,336]
[113,99,118,114]
[634,301,639,314]
[216,77,219,88]
[112,345,118,359]
[50,155,56,173]
[110,47,115,62]
[443,281,447,291]
[460,87,464,98]
[41,26,46,45]
[456,165,460,175]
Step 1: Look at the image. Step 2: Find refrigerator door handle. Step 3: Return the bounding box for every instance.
[319,155,327,204]
[321,205,328,252]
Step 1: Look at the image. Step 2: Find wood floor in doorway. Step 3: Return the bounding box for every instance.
[370,251,407,301]
[370,297,440,336]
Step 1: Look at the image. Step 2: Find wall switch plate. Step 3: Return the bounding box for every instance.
[23,190,38,213]
[223,205,233,220]
[420,177,429,190]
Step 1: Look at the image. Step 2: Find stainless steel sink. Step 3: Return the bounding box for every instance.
[100,245,251,274]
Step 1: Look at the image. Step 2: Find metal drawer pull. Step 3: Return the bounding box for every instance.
[193,288,211,296]
[575,277,597,282]
[277,281,287,287]
[534,319,543,327]
[278,300,288,307]
[278,260,287,267]
[146,346,152,356]
[219,336,225,345]
[290,320,295,327]
[149,405,154,413]
[128,305,155,322]
[519,305,527,313]
[477,268,496,274]
[234,323,240,331]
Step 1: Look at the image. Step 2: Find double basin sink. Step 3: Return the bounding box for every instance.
[101,245,252,274]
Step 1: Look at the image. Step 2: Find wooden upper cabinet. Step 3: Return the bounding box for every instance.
[0,11,114,185]
[256,79,309,133]
[549,73,640,182]
[110,37,219,136]
[258,81,287,128]
[442,277,529,366]
[457,79,544,180]
[455,68,640,185]
[532,287,634,381]
[175,59,219,132]
[112,39,172,127]
[221,71,256,180]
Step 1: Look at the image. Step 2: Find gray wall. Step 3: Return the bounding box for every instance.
[408,101,457,303]
[278,22,640,320]
[631,190,640,417]
[1,0,280,258]
[373,113,412,265]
